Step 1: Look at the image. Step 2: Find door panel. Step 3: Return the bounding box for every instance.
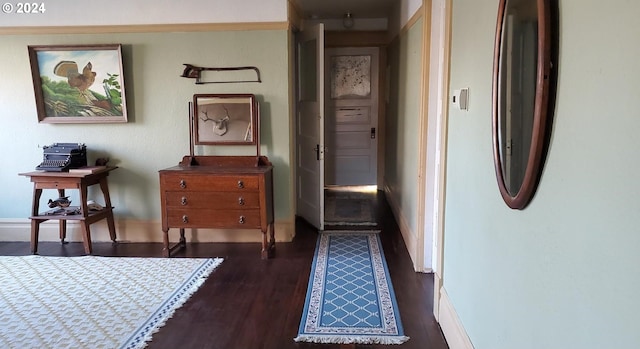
[335,131,371,149]
[295,24,325,229]
[325,47,379,186]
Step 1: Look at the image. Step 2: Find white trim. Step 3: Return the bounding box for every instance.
[439,287,475,349]
[382,184,432,273]
[416,0,431,274]
[0,218,294,243]
[432,0,452,320]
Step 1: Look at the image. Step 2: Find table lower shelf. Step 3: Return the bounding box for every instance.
[30,206,114,221]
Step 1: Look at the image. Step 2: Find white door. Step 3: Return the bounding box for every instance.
[325,47,379,186]
[296,24,325,230]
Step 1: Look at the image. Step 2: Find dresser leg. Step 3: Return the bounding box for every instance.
[261,230,268,259]
[162,229,170,257]
[261,224,276,259]
[179,228,186,247]
[163,228,187,257]
[269,223,275,252]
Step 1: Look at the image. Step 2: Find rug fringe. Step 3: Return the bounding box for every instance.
[123,258,223,349]
[320,229,381,234]
[294,335,410,345]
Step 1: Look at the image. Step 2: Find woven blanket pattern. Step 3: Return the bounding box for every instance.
[0,255,222,349]
[295,232,409,344]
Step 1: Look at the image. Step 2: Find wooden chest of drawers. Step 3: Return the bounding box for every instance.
[159,156,274,259]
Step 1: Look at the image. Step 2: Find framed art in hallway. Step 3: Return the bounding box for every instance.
[28,44,128,124]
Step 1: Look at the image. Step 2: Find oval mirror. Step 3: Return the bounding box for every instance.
[492,0,552,209]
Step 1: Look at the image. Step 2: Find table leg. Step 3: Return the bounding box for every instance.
[59,220,68,244]
[77,183,92,254]
[99,177,117,242]
[79,182,89,217]
[31,220,40,254]
[81,221,92,255]
[99,177,113,210]
[55,189,68,243]
[31,189,42,216]
[30,188,43,254]
[106,214,117,243]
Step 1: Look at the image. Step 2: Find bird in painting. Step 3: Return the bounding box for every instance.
[53,61,97,91]
[52,60,115,114]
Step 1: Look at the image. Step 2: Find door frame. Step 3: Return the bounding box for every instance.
[416,0,452,320]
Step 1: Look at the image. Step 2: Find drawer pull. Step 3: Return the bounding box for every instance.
[239,215,245,224]
[179,180,186,189]
[182,215,188,223]
[238,197,245,206]
[237,180,244,189]
[181,197,187,205]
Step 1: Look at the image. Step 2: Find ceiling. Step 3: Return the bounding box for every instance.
[294,0,396,19]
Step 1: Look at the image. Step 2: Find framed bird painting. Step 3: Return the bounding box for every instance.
[28,44,128,123]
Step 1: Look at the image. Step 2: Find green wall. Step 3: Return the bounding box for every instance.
[0,30,292,223]
[385,17,424,240]
[444,0,640,348]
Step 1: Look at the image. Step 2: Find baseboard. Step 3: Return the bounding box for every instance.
[438,287,475,349]
[0,218,295,244]
[382,184,421,271]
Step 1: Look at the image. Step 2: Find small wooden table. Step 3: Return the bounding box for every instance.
[19,167,118,254]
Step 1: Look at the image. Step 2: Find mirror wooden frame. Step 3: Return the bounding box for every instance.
[193,94,258,146]
[492,0,552,209]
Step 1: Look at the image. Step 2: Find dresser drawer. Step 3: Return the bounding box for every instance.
[164,192,260,209]
[166,208,261,228]
[160,173,259,191]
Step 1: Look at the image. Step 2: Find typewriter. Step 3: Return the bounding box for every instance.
[36,143,87,172]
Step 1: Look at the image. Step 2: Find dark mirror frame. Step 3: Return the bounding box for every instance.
[492,0,552,209]
[193,93,258,146]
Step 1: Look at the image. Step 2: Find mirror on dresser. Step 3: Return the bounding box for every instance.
[159,94,275,259]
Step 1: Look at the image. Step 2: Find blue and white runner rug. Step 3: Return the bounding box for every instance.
[295,231,409,344]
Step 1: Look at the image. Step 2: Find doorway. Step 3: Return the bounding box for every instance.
[324,47,380,188]
[295,26,384,230]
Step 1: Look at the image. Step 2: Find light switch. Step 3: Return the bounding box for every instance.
[452,88,469,111]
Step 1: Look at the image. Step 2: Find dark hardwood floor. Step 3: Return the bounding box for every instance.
[0,191,448,349]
